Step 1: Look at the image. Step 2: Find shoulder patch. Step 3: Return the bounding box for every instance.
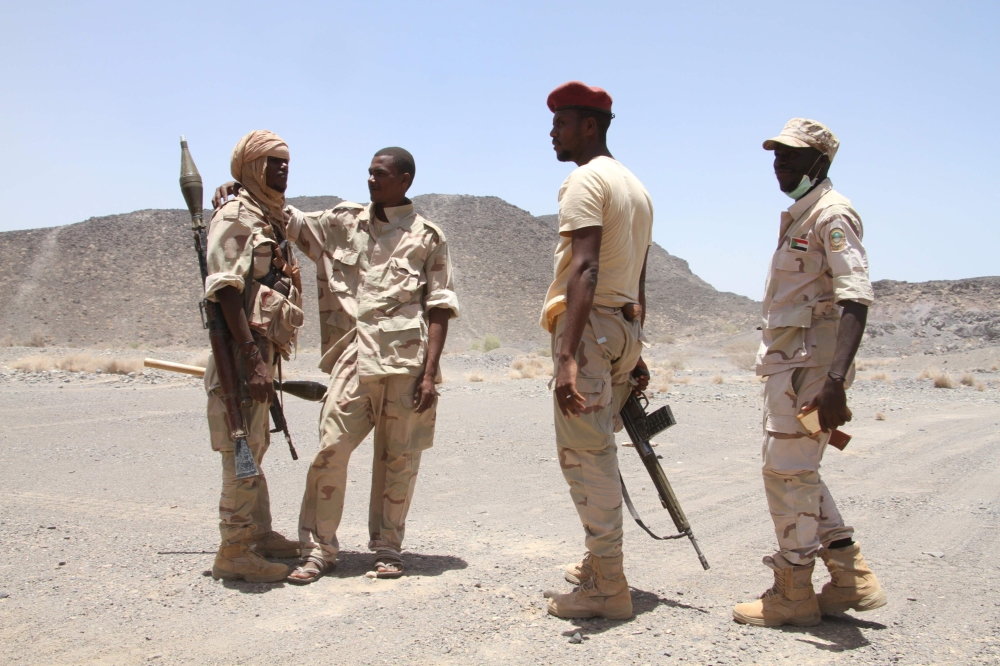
[829,228,847,252]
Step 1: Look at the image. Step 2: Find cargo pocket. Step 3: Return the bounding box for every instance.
[384,257,425,303]
[329,247,359,293]
[378,317,426,368]
[575,375,611,413]
[249,284,304,354]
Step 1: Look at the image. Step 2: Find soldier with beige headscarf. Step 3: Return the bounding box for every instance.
[203,130,305,583]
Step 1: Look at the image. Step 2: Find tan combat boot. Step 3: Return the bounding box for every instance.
[817,543,887,614]
[547,554,632,620]
[250,530,302,559]
[733,554,821,627]
[212,542,290,583]
[564,552,594,585]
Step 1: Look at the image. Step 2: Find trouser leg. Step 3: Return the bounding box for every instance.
[369,375,435,556]
[298,357,373,562]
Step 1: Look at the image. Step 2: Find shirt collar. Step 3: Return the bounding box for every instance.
[787,178,834,221]
[365,202,415,234]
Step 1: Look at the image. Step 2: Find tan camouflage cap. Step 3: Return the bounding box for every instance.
[762,118,839,163]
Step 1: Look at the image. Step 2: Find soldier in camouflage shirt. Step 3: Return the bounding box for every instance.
[214,146,458,582]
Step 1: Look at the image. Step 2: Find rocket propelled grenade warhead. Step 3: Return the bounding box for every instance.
[179,135,205,230]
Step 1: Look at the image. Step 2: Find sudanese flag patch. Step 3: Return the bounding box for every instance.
[789,237,809,252]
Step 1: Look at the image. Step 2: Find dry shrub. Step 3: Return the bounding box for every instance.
[13,355,54,372]
[724,340,758,371]
[656,334,676,345]
[649,369,673,393]
[711,374,724,384]
[186,351,211,369]
[656,358,686,372]
[975,381,987,392]
[25,332,47,348]
[991,364,998,372]
[509,354,553,380]
[918,369,931,380]
[932,372,954,389]
[56,353,103,373]
[466,372,485,383]
[483,335,501,352]
[104,358,143,375]
[875,412,886,421]
[871,372,889,382]
[1,335,16,347]
[960,373,975,387]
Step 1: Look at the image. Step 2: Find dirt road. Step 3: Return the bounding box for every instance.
[2,350,999,665]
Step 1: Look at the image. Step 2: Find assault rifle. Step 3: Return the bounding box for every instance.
[620,392,710,570]
[179,137,301,477]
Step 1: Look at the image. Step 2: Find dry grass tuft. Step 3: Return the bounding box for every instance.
[186,351,211,369]
[1,335,16,347]
[56,353,103,373]
[466,371,485,383]
[918,369,931,380]
[875,412,886,421]
[104,358,143,375]
[932,372,954,389]
[960,373,976,387]
[871,372,889,382]
[711,374,725,384]
[25,332,47,348]
[655,334,677,345]
[723,340,758,371]
[975,381,987,392]
[991,364,998,372]
[13,355,54,372]
[509,354,553,380]
[648,369,673,393]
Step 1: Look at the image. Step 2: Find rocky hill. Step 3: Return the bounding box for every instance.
[1,194,753,350]
[864,277,1000,356]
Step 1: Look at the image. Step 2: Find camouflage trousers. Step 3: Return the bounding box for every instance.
[299,346,435,563]
[761,364,855,566]
[205,353,276,546]
[552,307,643,559]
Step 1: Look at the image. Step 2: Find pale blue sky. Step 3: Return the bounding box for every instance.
[1,1,996,298]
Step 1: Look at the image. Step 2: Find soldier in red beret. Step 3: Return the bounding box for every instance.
[540,81,654,620]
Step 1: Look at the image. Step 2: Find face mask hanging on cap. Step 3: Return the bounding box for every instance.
[784,153,825,200]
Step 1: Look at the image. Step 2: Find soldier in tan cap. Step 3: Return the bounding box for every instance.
[540,81,653,620]
[213,146,459,583]
[733,119,886,627]
[205,130,306,583]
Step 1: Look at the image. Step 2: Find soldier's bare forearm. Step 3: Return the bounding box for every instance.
[423,308,449,380]
[638,248,648,327]
[830,301,868,378]
[216,286,254,348]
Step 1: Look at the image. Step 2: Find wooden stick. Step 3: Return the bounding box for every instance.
[143,358,205,377]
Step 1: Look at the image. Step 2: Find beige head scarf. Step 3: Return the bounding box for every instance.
[230,130,290,219]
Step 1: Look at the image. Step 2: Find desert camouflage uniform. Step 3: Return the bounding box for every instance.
[204,191,304,545]
[286,202,459,563]
[756,178,873,566]
[552,307,643,558]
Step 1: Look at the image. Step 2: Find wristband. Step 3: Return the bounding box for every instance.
[827,371,846,383]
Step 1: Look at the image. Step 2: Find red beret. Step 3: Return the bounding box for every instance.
[547,81,613,116]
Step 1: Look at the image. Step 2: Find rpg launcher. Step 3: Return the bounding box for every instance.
[620,392,710,570]
[179,138,301,477]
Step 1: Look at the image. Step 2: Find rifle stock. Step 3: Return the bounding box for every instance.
[620,393,710,570]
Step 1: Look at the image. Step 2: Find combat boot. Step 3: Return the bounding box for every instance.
[733,554,821,627]
[817,543,887,614]
[564,552,594,585]
[250,530,302,559]
[212,542,290,583]
[547,554,632,620]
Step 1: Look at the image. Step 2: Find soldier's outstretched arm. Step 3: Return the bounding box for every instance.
[212,180,241,208]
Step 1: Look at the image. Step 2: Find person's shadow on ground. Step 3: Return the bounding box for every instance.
[780,613,887,652]
[555,587,710,640]
[331,549,468,578]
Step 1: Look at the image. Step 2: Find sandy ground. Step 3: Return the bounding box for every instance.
[2,344,1000,665]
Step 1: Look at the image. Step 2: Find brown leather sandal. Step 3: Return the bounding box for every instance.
[287,557,334,585]
[374,558,404,579]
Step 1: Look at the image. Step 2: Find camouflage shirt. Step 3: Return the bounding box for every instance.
[286,201,459,378]
[205,192,304,358]
[757,179,874,375]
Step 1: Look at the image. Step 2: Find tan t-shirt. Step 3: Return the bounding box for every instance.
[540,156,653,332]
